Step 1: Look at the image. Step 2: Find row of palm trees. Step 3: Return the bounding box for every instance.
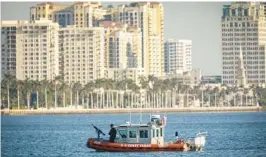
[1,74,263,110]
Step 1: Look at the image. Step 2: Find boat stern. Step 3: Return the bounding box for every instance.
[186,132,207,151]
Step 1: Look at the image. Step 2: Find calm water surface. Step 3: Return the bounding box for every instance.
[1,112,266,157]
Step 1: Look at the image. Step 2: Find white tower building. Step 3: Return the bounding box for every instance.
[164,39,192,74]
[236,47,247,86]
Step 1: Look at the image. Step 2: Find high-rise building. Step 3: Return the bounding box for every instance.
[117,2,164,77]
[1,20,59,81]
[164,39,192,74]
[99,21,143,82]
[1,22,17,77]
[221,2,266,85]
[59,26,105,85]
[30,2,105,28]
[14,2,166,83]
[30,2,69,21]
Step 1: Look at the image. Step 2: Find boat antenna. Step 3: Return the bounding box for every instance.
[129,111,132,124]
[140,104,142,124]
[139,93,142,124]
[165,111,167,117]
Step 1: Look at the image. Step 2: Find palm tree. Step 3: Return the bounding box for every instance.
[243,88,251,106]
[59,82,69,108]
[148,75,158,85]
[69,82,74,107]
[95,79,106,108]
[80,87,87,109]
[213,87,220,107]
[73,82,82,109]
[32,80,41,109]
[84,81,95,109]
[138,76,148,90]
[103,79,115,108]
[107,4,114,9]
[23,78,32,109]
[1,73,16,109]
[16,80,23,109]
[53,75,62,108]
[40,79,50,109]
[1,83,7,109]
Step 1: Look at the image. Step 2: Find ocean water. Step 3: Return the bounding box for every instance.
[1,112,266,157]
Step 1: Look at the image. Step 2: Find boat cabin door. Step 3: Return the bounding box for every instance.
[151,127,164,146]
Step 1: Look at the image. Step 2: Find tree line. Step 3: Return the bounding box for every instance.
[1,74,266,110]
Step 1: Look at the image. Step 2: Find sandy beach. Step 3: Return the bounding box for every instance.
[0,106,262,115]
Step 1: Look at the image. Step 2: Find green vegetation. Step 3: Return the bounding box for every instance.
[107,4,114,9]
[256,87,266,106]
[1,73,265,109]
[129,2,138,7]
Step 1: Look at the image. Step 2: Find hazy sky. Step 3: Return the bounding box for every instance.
[1,2,226,75]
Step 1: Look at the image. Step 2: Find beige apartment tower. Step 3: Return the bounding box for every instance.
[1,20,59,81]
[30,2,105,28]
[221,2,266,85]
[1,22,17,77]
[117,2,164,77]
[59,26,105,85]
[99,21,143,82]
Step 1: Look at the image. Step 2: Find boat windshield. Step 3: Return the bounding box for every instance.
[118,130,127,138]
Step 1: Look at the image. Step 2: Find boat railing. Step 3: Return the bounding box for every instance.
[187,131,208,139]
[185,137,195,142]
[196,131,208,137]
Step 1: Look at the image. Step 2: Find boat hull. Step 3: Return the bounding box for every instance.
[87,138,187,152]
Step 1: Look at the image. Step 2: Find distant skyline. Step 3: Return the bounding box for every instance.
[1,2,226,75]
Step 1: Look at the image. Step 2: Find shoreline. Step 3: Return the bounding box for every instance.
[0,106,263,115]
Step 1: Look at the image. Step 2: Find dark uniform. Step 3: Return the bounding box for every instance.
[108,124,117,142]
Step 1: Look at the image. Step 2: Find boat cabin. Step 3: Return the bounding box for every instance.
[115,115,166,146]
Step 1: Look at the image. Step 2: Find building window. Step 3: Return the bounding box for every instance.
[238,8,242,16]
[232,9,236,16]
[244,9,248,16]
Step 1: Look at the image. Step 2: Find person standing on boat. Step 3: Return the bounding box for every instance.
[109,124,117,143]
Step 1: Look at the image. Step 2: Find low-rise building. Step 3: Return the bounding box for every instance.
[201,75,222,84]
[162,69,202,86]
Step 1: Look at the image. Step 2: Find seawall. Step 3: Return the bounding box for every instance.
[0,106,262,115]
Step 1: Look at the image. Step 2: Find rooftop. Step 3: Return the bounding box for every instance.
[117,123,150,127]
[37,2,55,6]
